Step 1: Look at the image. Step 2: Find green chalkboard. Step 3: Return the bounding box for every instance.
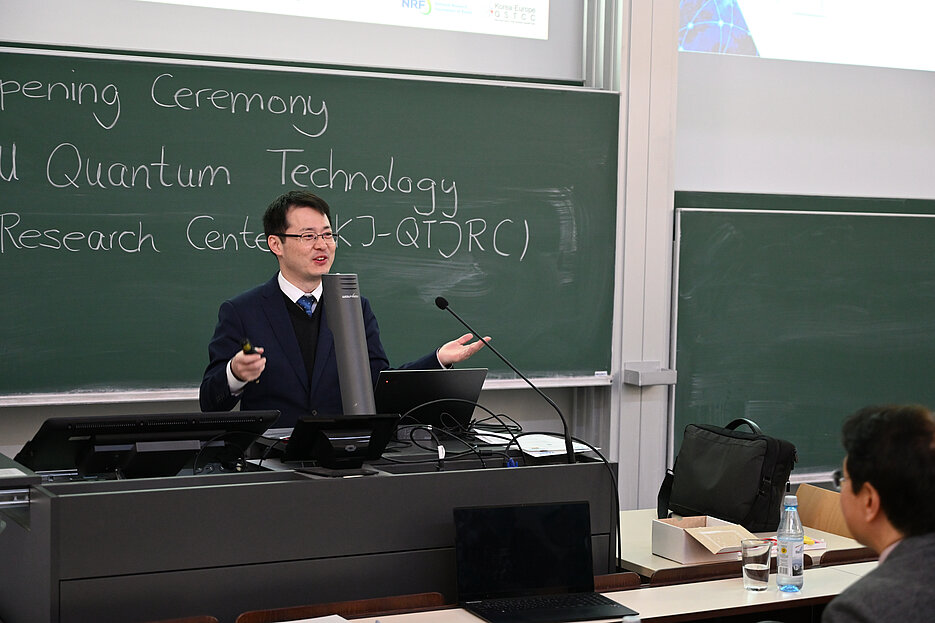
[674,193,935,471]
[0,49,618,396]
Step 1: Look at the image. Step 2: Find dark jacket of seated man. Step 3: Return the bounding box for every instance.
[821,404,935,623]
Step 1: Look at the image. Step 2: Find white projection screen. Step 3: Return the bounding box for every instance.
[676,0,935,201]
[0,0,584,82]
[678,0,935,73]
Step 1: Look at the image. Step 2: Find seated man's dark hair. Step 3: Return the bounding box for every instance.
[842,404,935,537]
[263,190,333,238]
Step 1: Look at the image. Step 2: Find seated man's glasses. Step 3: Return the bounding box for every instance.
[832,468,848,492]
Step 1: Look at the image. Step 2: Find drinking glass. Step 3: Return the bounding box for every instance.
[741,538,772,591]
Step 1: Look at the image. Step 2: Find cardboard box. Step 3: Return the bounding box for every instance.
[652,516,757,564]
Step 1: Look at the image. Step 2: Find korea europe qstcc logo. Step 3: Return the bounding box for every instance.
[490,2,538,24]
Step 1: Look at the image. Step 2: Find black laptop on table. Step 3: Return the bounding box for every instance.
[374,368,487,430]
[453,501,638,623]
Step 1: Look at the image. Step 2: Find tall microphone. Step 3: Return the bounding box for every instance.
[323,273,377,415]
[434,296,576,464]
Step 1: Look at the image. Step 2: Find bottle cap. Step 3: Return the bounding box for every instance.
[784,494,798,506]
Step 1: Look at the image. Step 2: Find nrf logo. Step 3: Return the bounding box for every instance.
[402,0,432,14]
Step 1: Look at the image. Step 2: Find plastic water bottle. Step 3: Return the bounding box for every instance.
[776,493,805,592]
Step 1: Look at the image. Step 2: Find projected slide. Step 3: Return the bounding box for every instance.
[139,0,550,40]
[679,0,935,72]
[679,0,757,56]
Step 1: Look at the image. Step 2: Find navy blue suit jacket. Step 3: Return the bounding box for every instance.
[200,275,441,428]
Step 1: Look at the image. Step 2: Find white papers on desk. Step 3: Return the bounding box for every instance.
[767,537,827,556]
[289,615,348,623]
[473,431,593,457]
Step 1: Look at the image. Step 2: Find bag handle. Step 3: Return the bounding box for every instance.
[657,469,674,519]
[725,418,763,435]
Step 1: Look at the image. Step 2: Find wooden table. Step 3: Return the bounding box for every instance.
[344,563,871,623]
[618,509,875,584]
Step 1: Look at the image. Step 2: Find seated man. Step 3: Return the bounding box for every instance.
[200,190,487,428]
[822,404,935,622]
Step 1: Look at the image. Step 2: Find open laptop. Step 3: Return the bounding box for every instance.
[453,501,638,623]
[374,368,487,431]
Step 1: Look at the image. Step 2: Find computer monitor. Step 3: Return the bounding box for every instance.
[13,411,278,479]
[374,368,487,431]
[282,414,399,471]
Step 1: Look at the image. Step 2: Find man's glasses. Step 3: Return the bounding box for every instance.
[832,468,848,491]
[278,232,335,243]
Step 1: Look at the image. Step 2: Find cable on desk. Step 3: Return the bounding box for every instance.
[472,412,523,436]
[192,431,249,475]
[382,422,516,469]
[505,432,621,575]
[393,398,528,467]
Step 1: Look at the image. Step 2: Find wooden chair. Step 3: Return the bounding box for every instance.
[819,546,878,566]
[796,483,853,538]
[235,592,448,623]
[648,557,814,587]
[796,484,879,566]
[649,560,744,586]
[594,572,642,591]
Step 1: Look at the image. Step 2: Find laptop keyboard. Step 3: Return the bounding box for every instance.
[469,591,621,614]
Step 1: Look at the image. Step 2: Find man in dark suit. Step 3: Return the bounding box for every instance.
[200,190,487,428]
[822,404,935,622]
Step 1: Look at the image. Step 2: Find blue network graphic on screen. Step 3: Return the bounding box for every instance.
[679,0,758,56]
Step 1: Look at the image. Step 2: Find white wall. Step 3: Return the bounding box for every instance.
[612,0,680,509]
[676,52,935,199]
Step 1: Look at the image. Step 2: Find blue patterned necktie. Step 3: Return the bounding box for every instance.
[296,295,316,317]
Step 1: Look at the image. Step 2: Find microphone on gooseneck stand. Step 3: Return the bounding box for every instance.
[434,296,576,464]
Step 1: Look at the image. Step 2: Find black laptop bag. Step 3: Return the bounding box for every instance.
[657,418,798,532]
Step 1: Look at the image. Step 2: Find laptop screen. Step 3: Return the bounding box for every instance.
[375,368,487,430]
[453,501,596,601]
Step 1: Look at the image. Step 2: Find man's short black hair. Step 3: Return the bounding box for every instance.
[842,404,935,537]
[263,190,332,238]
